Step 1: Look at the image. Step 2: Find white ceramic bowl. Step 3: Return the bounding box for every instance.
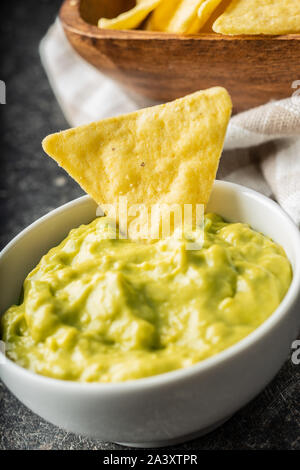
[1,181,300,447]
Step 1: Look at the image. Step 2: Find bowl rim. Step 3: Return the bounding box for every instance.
[59,0,300,41]
[1,180,300,392]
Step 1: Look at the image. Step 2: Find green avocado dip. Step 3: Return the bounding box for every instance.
[1,214,292,383]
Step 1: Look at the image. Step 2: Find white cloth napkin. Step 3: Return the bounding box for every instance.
[40,20,300,225]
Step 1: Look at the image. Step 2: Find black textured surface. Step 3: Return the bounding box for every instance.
[0,0,299,451]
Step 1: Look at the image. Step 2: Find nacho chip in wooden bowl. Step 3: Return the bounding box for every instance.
[213,0,300,36]
[60,0,300,113]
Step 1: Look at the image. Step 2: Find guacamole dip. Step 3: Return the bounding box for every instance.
[1,214,292,382]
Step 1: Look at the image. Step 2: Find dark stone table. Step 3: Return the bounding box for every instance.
[0,0,299,450]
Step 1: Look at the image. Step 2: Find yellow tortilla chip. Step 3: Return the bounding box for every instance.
[98,0,162,30]
[147,0,204,33]
[197,0,224,31]
[213,0,300,35]
[146,0,182,32]
[199,0,232,33]
[43,87,232,236]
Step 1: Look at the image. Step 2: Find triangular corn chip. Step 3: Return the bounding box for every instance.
[147,0,207,33]
[213,0,300,35]
[199,0,232,33]
[197,0,224,32]
[146,0,183,32]
[43,87,232,236]
[98,0,162,30]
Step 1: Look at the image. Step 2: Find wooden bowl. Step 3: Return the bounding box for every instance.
[60,0,300,113]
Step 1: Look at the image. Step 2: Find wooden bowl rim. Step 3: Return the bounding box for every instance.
[60,0,300,41]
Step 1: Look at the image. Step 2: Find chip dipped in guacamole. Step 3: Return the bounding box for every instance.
[0,87,293,383]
